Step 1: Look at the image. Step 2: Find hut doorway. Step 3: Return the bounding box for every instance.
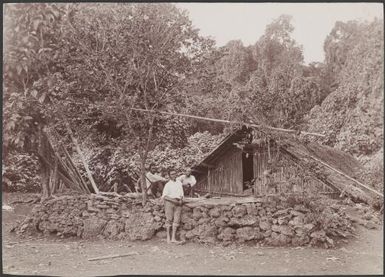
[242,152,254,190]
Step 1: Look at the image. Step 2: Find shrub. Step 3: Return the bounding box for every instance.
[2,152,41,192]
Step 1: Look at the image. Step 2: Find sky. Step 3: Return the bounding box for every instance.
[176,3,383,64]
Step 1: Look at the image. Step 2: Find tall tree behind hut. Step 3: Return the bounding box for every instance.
[3,3,212,200]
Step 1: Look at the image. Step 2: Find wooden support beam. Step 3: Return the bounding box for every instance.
[64,122,99,194]
[47,129,91,193]
[130,108,325,138]
[37,153,81,192]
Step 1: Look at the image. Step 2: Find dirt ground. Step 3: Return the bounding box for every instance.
[2,193,384,276]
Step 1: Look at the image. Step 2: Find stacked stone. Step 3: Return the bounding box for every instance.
[14,194,356,248]
[176,198,351,248]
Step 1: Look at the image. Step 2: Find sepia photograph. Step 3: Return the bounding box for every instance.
[2,2,384,276]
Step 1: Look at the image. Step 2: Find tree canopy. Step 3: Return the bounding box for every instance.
[3,4,383,194]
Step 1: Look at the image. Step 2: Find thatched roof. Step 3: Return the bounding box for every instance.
[278,138,373,202]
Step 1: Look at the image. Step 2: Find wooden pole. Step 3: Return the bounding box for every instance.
[308,155,383,198]
[88,252,139,261]
[46,128,91,193]
[64,122,99,194]
[130,108,325,138]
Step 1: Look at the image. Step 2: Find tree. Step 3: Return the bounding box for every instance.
[305,18,384,191]
[27,3,210,203]
[306,19,383,157]
[236,15,310,128]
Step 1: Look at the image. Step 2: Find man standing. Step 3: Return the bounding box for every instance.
[162,170,184,244]
[177,170,196,197]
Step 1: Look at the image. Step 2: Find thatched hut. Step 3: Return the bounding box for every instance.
[192,127,374,202]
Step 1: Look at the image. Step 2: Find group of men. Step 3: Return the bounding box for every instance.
[143,164,196,198]
[139,164,197,243]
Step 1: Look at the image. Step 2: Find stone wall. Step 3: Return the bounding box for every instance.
[13,193,356,248]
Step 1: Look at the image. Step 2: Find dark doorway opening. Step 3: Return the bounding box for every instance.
[242,152,254,191]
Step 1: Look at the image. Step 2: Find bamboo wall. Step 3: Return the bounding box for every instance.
[207,148,243,194]
[253,148,335,196]
[194,143,337,196]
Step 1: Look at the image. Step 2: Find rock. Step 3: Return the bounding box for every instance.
[267,233,290,246]
[272,225,280,233]
[192,208,203,220]
[294,205,310,213]
[291,210,305,217]
[182,223,194,230]
[325,236,334,247]
[181,205,193,213]
[223,211,233,218]
[292,235,310,246]
[236,227,255,242]
[195,224,217,243]
[124,212,161,241]
[82,216,107,239]
[254,229,265,240]
[221,205,233,212]
[214,216,229,227]
[180,213,194,224]
[197,217,211,225]
[263,229,272,238]
[185,230,195,239]
[228,215,258,227]
[122,211,131,218]
[245,203,257,215]
[259,221,271,231]
[272,208,291,218]
[258,209,266,217]
[364,221,377,229]
[217,227,235,241]
[294,227,306,237]
[289,216,304,226]
[155,230,167,239]
[232,205,247,218]
[103,220,124,238]
[110,214,120,220]
[304,223,315,231]
[330,204,341,212]
[310,230,326,239]
[363,214,373,220]
[271,225,294,236]
[279,225,294,236]
[179,229,187,241]
[208,207,221,218]
[277,216,290,225]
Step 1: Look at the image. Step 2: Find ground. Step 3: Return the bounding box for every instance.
[2,193,383,276]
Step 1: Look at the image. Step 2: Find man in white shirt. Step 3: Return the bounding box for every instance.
[176,170,196,197]
[162,170,184,244]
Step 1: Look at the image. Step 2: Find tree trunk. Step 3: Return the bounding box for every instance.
[140,157,147,205]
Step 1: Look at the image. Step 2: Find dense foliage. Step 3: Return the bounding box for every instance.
[305,19,383,186]
[3,3,383,193]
